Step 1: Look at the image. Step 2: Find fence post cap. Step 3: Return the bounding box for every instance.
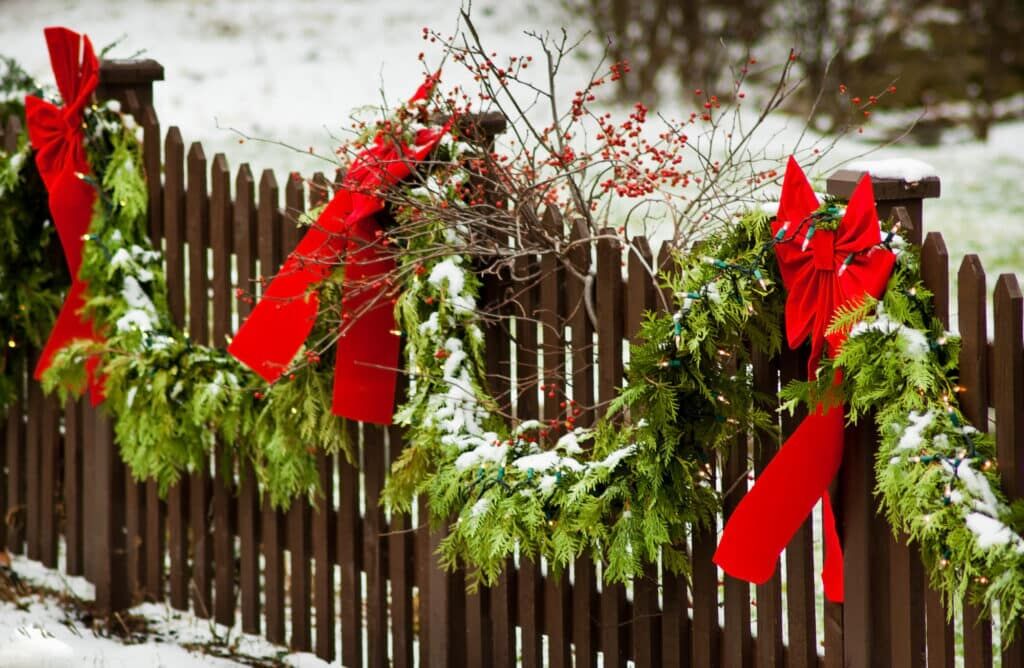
[826,168,940,201]
[98,59,165,85]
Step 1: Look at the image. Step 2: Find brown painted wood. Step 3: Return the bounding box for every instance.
[364,426,388,667]
[313,451,336,661]
[888,535,925,667]
[186,142,213,619]
[25,354,41,561]
[339,424,364,668]
[283,172,304,256]
[238,460,260,634]
[93,410,130,613]
[82,399,97,579]
[234,164,257,320]
[164,127,186,328]
[481,265,517,668]
[568,218,598,668]
[662,567,692,668]
[4,357,25,554]
[4,368,23,557]
[209,152,235,626]
[162,127,189,610]
[144,479,164,600]
[124,474,145,602]
[262,495,285,643]
[63,399,84,575]
[627,236,661,668]
[210,153,233,346]
[258,169,282,297]
[38,395,59,567]
[540,207,571,668]
[514,247,544,668]
[722,363,752,668]
[690,465,720,668]
[141,106,162,242]
[386,430,412,668]
[920,232,956,668]
[596,229,628,668]
[840,416,891,667]
[233,163,260,633]
[212,457,234,627]
[288,498,312,651]
[958,254,993,668]
[167,475,189,610]
[752,344,784,668]
[995,274,1024,665]
[778,344,819,668]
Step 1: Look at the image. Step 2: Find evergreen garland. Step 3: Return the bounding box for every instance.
[0,59,66,411]
[385,212,785,587]
[39,100,339,507]
[783,240,1024,632]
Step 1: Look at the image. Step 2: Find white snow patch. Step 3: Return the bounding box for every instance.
[965,512,1016,549]
[846,158,938,183]
[895,410,934,451]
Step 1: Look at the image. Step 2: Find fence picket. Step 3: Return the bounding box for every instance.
[514,247,544,668]
[209,153,236,627]
[339,422,364,668]
[25,353,41,561]
[995,274,1024,664]
[163,127,190,610]
[540,208,572,668]
[187,142,213,618]
[752,343,784,667]
[482,264,517,668]
[627,236,661,668]
[234,164,261,634]
[63,399,84,575]
[38,394,58,567]
[958,254,993,667]
[364,425,388,666]
[779,344,818,668]
[596,229,628,668]
[313,451,336,661]
[922,232,955,668]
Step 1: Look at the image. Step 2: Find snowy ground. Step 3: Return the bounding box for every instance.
[0,554,328,667]
[2,0,1021,289]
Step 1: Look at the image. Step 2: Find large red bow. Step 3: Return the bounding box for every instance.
[228,79,448,424]
[714,156,896,602]
[25,27,104,405]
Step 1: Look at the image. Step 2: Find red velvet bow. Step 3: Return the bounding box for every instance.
[714,156,896,602]
[228,79,449,424]
[25,27,104,405]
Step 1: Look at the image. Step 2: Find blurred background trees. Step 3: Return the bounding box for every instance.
[566,0,1024,142]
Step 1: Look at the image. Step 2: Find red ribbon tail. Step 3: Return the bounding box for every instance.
[714,404,845,585]
[331,241,400,425]
[822,491,844,602]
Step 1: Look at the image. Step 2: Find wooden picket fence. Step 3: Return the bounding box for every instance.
[2,59,1024,668]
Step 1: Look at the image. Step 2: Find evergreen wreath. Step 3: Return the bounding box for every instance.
[0,58,67,411]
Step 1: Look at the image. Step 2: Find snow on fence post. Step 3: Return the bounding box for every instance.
[826,164,941,666]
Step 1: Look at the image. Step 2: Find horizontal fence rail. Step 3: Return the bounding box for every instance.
[2,60,1023,668]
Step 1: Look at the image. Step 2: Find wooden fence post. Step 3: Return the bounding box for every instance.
[826,168,940,667]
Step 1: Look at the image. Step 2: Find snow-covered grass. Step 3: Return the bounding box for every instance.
[0,554,328,667]
[2,0,1020,287]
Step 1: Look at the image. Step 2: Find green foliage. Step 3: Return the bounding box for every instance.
[0,68,67,410]
[782,244,1024,640]
[40,102,334,508]
[387,212,786,588]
